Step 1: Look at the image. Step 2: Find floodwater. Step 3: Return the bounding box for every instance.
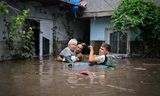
[0,57,160,96]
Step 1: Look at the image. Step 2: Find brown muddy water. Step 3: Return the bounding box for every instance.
[0,57,160,96]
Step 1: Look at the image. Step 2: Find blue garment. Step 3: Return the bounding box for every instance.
[69,0,80,5]
[70,6,78,17]
[69,0,80,18]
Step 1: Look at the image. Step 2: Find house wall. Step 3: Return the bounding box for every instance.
[0,11,16,60]
[0,16,9,60]
[90,17,111,41]
[51,14,89,53]
[0,1,88,60]
[90,17,111,53]
[90,17,131,54]
[40,20,53,56]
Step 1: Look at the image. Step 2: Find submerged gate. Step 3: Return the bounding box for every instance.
[110,32,127,54]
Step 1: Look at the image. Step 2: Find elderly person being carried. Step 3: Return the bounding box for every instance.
[56,39,84,62]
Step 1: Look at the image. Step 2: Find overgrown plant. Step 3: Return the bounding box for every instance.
[64,23,74,39]
[0,1,8,14]
[51,13,59,56]
[112,0,160,57]
[6,9,35,59]
[0,1,35,59]
[20,27,35,59]
[52,26,58,56]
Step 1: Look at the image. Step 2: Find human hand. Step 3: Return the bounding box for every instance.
[71,55,76,62]
[88,45,94,51]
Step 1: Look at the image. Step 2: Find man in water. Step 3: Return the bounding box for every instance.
[88,43,111,64]
[56,39,84,62]
[76,43,85,61]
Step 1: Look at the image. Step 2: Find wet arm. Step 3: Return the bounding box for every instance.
[88,46,96,63]
[56,56,63,61]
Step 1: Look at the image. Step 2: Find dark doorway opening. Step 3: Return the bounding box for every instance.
[79,19,90,54]
[25,19,40,56]
[43,37,49,56]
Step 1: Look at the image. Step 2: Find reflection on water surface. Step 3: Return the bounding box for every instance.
[0,58,160,96]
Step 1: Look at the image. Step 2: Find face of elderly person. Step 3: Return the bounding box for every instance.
[76,44,83,53]
[69,43,77,52]
[68,39,78,52]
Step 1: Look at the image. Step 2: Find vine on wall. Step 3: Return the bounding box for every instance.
[51,13,75,56]
[0,1,8,14]
[52,26,58,56]
[0,1,35,59]
[6,9,35,59]
[51,13,59,56]
[64,14,74,39]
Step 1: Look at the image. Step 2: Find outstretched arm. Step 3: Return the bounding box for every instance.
[88,46,96,63]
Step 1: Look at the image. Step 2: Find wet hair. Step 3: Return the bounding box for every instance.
[68,38,78,45]
[101,43,111,52]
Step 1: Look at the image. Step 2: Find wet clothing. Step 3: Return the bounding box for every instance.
[59,47,76,63]
[76,52,83,61]
[96,55,116,67]
[94,55,116,68]
[59,47,75,57]
[95,55,108,64]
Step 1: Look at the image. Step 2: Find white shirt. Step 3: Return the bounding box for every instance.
[95,55,106,64]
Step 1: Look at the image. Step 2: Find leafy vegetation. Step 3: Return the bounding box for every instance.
[112,0,160,57]
[52,26,58,56]
[0,1,35,59]
[0,1,8,14]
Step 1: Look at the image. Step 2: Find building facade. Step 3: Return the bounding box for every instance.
[0,0,89,60]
